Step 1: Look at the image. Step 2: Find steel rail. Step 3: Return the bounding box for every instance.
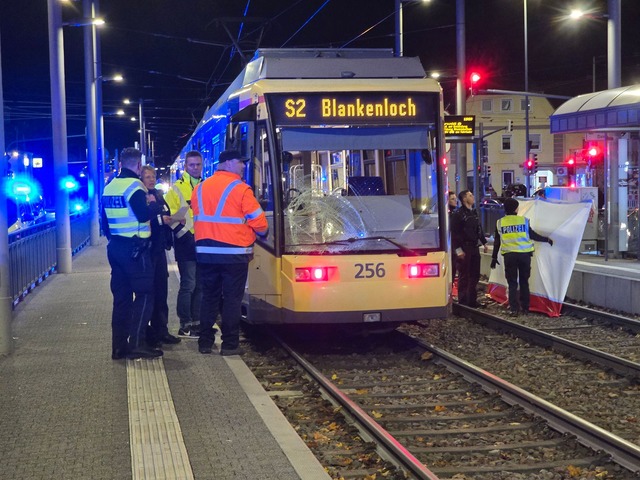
[561,301,640,334]
[410,335,640,474]
[453,303,640,378]
[273,334,441,480]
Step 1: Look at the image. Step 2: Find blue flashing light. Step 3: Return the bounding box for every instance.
[60,175,80,192]
[4,175,42,199]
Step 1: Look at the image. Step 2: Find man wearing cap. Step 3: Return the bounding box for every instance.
[192,150,268,356]
[490,197,553,316]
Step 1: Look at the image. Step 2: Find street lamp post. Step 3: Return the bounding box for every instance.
[138,99,146,163]
[0,30,14,355]
[47,0,72,274]
[524,0,531,197]
[83,0,100,246]
[394,0,431,57]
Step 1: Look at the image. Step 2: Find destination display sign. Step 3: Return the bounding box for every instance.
[268,93,435,126]
[444,115,476,137]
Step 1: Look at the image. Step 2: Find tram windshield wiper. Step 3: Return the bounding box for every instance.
[344,236,419,256]
[290,236,419,256]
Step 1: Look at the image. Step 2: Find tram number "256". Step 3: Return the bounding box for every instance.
[354,263,386,279]
[284,99,306,118]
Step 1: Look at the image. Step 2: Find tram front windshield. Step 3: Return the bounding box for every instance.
[278,139,441,255]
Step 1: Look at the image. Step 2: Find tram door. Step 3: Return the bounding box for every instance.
[385,149,410,195]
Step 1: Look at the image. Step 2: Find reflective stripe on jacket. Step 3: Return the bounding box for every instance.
[497,215,534,254]
[164,171,200,238]
[102,177,151,238]
[192,170,268,260]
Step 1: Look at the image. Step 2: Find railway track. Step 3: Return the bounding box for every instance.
[242,330,640,479]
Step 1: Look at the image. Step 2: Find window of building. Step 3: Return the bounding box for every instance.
[520,98,531,112]
[501,135,512,152]
[529,134,541,151]
[501,99,513,112]
[481,99,492,113]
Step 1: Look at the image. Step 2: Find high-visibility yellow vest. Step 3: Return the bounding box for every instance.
[102,177,151,238]
[497,215,534,254]
[164,171,200,238]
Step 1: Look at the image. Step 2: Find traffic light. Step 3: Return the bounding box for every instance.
[469,72,481,95]
[486,164,492,177]
[585,143,603,165]
[481,140,488,163]
[532,153,538,173]
[566,156,577,187]
[524,158,534,172]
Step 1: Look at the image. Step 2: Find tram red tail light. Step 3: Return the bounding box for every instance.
[406,263,439,278]
[295,266,330,282]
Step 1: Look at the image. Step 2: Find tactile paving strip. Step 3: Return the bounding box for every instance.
[127,358,194,480]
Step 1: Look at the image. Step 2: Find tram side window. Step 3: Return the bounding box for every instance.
[255,124,274,249]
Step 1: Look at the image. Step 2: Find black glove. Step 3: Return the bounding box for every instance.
[548,238,553,247]
[490,258,499,269]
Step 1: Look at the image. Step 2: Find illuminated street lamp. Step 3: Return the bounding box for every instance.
[566,1,621,89]
[394,0,431,57]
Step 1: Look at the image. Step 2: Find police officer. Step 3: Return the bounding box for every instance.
[140,165,181,347]
[450,190,488,308]
[102,148,164,359]
[490,197,553,316]
[193,150,268,356]
[164,150,203,337]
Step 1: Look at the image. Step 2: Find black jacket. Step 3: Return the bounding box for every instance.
[450,205,487,253]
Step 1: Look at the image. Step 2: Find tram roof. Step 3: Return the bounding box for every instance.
[246,48,427,80]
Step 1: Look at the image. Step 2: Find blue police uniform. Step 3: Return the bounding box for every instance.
[102,168,162,359]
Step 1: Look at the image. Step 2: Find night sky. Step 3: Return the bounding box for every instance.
[1,0,639,177]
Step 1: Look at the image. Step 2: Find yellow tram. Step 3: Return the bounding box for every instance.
[174,48,451,328]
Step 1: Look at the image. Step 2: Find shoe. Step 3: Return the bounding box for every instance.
[508,311,519,317]
[160,334,181,345]
[112,348,128,360]
[178,327,199,338]
[220,347,244,356]
[127,347,163,359]
[198,345,213,354]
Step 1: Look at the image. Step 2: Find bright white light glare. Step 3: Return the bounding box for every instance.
[569,9,584,19]
[123,99,131,104]
[112,74,123,82]
[116,109,125,116]
[131,117,137,122]
[410,265,419,277]
[93,18,105,26]
[312,268,324,280]
[23,155,29,167]
[11,151,19,158]
[430,72,441,79]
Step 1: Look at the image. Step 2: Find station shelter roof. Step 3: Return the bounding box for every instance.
[550,84,640,134]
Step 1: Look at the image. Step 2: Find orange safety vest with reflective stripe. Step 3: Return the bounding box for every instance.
[191,170,268,262]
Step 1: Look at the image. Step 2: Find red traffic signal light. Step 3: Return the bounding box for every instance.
[566,157,575,166]
[470,72,481,84]
[525,159,534,169]
[587,146,601,157]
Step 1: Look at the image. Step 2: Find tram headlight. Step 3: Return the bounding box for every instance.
[406,263,439,278]
[295,266,330,282]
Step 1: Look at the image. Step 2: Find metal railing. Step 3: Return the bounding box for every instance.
[8,213,91,306]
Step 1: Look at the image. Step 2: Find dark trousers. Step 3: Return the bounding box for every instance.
[177,260,202,329]
[147,249,169,344]
[107,238,154,354]
[503,252,532,313]
[457,244,481,306]
[198,262,248,351]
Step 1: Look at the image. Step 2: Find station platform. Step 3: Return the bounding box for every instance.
[0,240,330,480]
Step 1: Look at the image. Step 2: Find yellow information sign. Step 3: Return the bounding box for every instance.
[444,115,475,137]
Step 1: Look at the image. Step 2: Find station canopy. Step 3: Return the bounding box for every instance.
[550,84,640,133]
